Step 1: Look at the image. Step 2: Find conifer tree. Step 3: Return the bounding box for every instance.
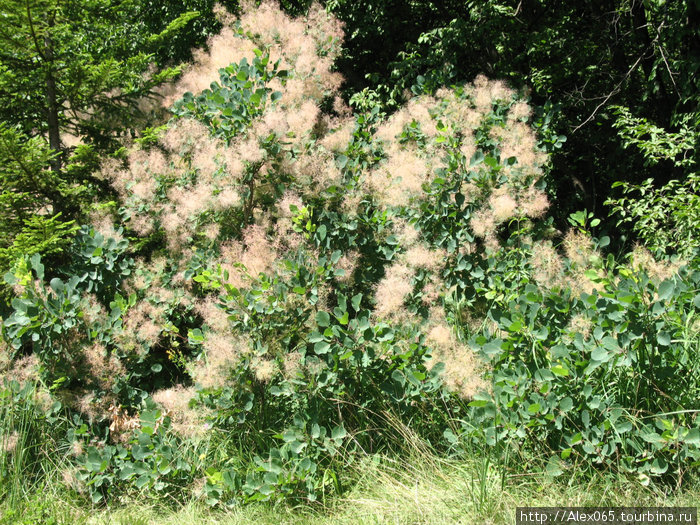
[0,0,196,296]
[0,0,195,161]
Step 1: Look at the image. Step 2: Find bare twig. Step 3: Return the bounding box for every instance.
[572,52,646,133]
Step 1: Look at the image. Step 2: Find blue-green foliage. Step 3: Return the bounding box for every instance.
[463,241,700,482]
[171,51,285,144]
[191,247,446,502]
[2,229,131,385]
[61,225,133,302]
[75,406,202,503]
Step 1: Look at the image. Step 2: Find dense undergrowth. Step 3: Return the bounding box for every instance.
[1,0,698,516]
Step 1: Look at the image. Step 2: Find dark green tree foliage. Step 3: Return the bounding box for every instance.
[0,0,199,301]
[137,0,237,65]
[606,106,700,257]
[133,0,314,66]
[0,0,190,152]
[0,124,79,305]
[325,0,454,90]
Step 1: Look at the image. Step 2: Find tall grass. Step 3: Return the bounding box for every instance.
[0,384,698,524]
[0,380,73,523]
[2,445,697,525]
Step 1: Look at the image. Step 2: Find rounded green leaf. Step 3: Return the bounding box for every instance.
[331,425,346,440]
[316,311,330,327]
[657,332,671,346]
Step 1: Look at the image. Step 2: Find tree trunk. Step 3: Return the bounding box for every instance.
[44,12,62,173]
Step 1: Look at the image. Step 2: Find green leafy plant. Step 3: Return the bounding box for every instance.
[606,107,699,257]
[171,52,285,144]
[465,243,700,483]
[76,405,202,503]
